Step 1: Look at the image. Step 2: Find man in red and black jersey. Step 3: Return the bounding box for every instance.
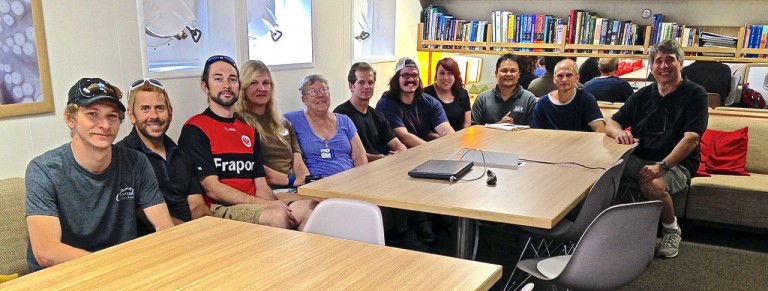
[178,55,316,230]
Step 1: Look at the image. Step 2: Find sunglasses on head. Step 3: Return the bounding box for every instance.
[129,78,165,93]
[205,55,237,68]
[79,80,122,100]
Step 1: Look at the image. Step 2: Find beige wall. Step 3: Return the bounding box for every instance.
[0,0,423,179]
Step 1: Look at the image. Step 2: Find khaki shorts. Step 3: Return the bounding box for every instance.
[622,155,691,194]
[210,197,304,224]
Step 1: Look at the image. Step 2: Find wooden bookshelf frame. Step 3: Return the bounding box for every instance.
[418,23,768,63]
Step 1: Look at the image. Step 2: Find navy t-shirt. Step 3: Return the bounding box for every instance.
[531,89,604,132]
[376,92,448,140]
[583,76,634,103]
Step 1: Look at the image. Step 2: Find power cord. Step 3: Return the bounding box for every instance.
[519,158,607,170]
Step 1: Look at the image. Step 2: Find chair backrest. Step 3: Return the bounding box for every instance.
[614,145,637,195]
[561,158,626,242]
[557,201,662,290]
[0,177,29,276]
[303,198,385,245]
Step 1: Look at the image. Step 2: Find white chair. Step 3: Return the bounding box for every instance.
[303,198,386,245]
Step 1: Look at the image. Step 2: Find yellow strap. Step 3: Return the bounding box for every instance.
[0,273,20,283]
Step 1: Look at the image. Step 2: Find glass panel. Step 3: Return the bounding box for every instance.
[247,0,313,66]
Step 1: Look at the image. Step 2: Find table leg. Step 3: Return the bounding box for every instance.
[455,217,477,259]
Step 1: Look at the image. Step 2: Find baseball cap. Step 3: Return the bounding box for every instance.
[395,57,418,73]
[67,78,126,112]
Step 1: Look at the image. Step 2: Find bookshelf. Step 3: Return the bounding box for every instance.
[418,23,768,63]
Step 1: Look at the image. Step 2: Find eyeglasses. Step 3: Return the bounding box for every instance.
[205,55,237,68]
[129,78,165,93]
[400,73,419,80]
[78,80,122,100]
[305,88,330,97]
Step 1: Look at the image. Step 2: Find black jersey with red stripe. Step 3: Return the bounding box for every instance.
[178,108,265,206]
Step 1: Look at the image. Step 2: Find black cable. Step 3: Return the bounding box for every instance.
[519,158,607,170]
[450,148,488,182]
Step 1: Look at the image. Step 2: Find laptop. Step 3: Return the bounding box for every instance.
[408,160,474,181]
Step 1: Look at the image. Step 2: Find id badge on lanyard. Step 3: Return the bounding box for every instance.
[320,139,334,159]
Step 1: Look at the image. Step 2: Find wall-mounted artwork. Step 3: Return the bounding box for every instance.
[0,0,54,118]
[247,0,312,67]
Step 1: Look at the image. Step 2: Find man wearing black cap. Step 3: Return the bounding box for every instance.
[376,57,454,148]
[178,55,316,230]
[25,78,174,272]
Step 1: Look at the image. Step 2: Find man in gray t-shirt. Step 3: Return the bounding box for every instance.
[25,78,173,272]
[471,53,537,126]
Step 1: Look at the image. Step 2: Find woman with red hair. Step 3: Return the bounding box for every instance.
[424,57,471,131]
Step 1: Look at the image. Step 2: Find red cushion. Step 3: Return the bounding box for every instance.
[703,127,750,176]
[696,130,713,177]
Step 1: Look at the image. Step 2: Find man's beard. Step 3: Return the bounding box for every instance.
[210,90,239,107]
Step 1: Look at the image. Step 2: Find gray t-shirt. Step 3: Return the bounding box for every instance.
[471,85,536,125]
[25,143,164,272]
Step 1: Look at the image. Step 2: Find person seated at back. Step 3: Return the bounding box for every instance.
[528,56,566,97]
[530,59,605,132]
[376,57,454,148]
[235,60,312,191]
[578,57,600,85]
[284,74,368,176]
[334,62,407,162]
[517,56,538,89]
[116,78,211,235]
[471,53,536,125]
[582,58,634,103]
[682,60,731,106]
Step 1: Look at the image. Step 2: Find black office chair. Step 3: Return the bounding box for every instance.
[515,201,662,290]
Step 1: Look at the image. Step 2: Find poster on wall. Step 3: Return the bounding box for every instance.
[0,0,54,118]
[247,0,312,66]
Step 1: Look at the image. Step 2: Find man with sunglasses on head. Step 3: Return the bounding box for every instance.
[116,78,212,235]
[178,55,316,230]
[24,78,174,272]
[605,40,708,259]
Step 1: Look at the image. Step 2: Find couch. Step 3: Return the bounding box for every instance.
[600,104,768,232]
[0,177,29,277]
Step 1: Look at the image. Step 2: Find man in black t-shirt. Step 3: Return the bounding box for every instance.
[606,40,708,259]
[334,62,436,251]
[334,62,407,162]
[116,78,212,235]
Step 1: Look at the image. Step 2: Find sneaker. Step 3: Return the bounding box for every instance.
[656,227,682,258]
[387,230,430,252]
[414,221,438,245]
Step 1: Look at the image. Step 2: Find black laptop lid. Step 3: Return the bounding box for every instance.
[408,160,474,180]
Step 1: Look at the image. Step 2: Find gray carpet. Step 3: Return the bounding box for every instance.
[622,241,768,290]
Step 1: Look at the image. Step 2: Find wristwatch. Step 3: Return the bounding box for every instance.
[658,161,670,172]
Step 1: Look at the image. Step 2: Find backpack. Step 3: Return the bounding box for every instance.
[740,83,766,109]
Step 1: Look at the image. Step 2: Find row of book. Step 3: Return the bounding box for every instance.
[564,9,644,49]
[421,5,488,50]
[650,14,699,48]
[744,24,768,58]
[488,11,565,52]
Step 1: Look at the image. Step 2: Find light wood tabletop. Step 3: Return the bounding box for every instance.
[300,126,631,229]
[0,217,502,290]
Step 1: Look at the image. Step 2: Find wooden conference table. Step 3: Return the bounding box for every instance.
[299,126,631,258]
[0,217,501,290]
